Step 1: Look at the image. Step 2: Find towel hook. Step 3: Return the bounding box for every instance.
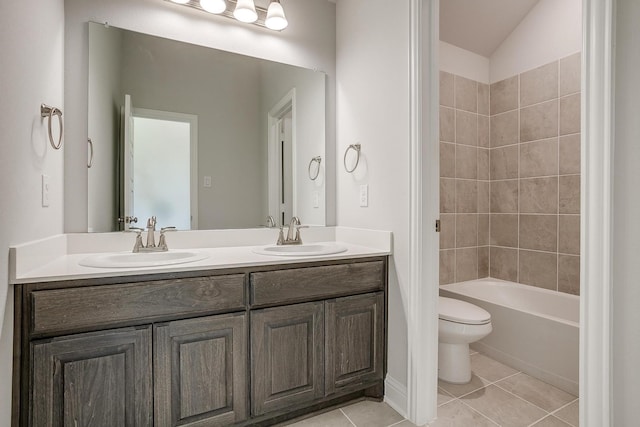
[41,104,63,150]
[308,156,322,180]
[343,143,361,173]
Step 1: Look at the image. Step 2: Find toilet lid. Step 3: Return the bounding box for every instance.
[439,297,491,325]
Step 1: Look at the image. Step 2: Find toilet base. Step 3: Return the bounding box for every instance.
[438,342,472,384]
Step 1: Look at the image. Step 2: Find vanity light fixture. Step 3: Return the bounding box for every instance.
[165,0,288,31]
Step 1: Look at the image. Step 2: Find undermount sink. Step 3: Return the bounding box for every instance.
[253,243,347,257]
[79,250,209,268]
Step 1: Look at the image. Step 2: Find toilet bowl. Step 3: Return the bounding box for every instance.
[438,296,492,384]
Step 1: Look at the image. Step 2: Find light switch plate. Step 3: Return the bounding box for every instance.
[313,191,319,208]
[203,176,212,188]
[359,184,368,207]
[41,174,50,207]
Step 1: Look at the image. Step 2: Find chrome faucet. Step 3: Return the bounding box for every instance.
[277,216,306,245]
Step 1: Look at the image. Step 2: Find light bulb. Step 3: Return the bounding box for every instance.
[170,0,190,4]
[265,0,288,30]
[233,0,258,23]
[200,0,226,13]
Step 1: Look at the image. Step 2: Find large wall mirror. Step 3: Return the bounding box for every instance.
[87,22,326,232]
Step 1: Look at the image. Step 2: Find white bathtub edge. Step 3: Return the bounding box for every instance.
[471,341,579,396]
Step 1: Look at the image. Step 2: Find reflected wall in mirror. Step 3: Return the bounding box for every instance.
[87,22,326,232]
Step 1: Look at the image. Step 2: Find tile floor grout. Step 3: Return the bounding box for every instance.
[339,408,358,427]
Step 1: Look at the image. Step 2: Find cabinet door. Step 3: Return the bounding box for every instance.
[154,313,247,426]
[251,301,324,416]
[325,292,384,395]
[31,326,152,426]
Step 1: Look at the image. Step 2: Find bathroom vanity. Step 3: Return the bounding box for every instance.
[10,231,390,426]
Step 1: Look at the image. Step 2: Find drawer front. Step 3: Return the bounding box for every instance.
[250,261,384,306]
[31,274,246,336]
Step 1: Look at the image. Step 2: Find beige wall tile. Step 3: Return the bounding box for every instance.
[558,254,580,295]
[456,214,478,248]
[520,138,559,178]
[559,215,580,255]
[456,248,478,282]
[440,142,455,178]
[456,145,478,179]
[440,249,456,285]
[478,246,489,278]
[491,145,519,180]
[560,93,581,136]
[440,106,455,142]
[559,175,580,214]
[478,181,490,213]
[559,52,581,97]
[440,214,455,249]
[440,71,454,107]
[456,110,478,146]
[520,177,558,214]
[521,100,559,142]
[491,76,519,115]
[478,115,490,148]
[455,75,478,113]
[440,178,456,213]
[490,110,519,147]
[519,250,558,290]
[520,214,558,252]
[478,148,490,181]
[520,61,559,107]
[490,247,518,282]
[490,214,518,247]
[478,214,490,246]
[559,134,581,175]
[478,83,490,116]
[456,180,478,213]
[491,180,518,213]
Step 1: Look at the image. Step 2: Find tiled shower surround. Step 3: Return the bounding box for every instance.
[439,53,581,295]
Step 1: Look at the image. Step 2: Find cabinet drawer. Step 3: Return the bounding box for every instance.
[250,261,384,306]
[30,274,246,336]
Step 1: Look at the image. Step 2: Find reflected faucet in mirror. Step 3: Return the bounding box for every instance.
[131,217,176,252]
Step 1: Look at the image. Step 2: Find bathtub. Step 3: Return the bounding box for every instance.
[440,278,579,395]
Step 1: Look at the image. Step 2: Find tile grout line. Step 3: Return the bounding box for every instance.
[548,397,579,427]
[452,395,502,427]
[339,408,358,427]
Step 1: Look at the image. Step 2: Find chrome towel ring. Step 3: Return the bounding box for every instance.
[308,156,322,180]
[343,143,361,173]
[40,104,63,150]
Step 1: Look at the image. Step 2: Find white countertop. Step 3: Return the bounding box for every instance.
[9,227,392,284]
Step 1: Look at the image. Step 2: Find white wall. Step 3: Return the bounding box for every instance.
[88,24,122,232]
[439,41,490,84]
[490,0,582,83]
[65,0,337,231]
[260,63,327,226]
[0,0,65,423]
[612,0,640,423]
[336,0,410,408]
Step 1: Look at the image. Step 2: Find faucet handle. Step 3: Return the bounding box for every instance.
[128,226,144,234]
[160,226,177,233]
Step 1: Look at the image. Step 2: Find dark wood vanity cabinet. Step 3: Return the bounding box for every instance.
[13,257,387,427]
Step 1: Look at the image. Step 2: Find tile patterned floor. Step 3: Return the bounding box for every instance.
[281,351,579,427]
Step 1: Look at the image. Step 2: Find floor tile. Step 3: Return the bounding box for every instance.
[438,388,455,406]
[438,374,491,397]
[429,400,497,427]
[341,400,404,427]
[281,409,354,426]
[553,400,579,427]
[393,420,421,427]
[460,384,547,427]
[470,353,520,382]
[531,415,573,426]
[496,372,576,412]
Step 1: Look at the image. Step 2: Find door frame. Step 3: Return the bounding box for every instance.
[406,0,615,425]
[267,88,297,225]
[130,108,199,230]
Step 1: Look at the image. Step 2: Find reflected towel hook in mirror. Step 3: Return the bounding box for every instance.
[343,143,361,173]
[40,104,63,150]
[308,156,322,180]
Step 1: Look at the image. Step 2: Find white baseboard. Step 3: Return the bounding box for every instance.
[384,375,408,419]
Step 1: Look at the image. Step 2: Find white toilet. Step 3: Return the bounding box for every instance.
[438,296,492,384]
